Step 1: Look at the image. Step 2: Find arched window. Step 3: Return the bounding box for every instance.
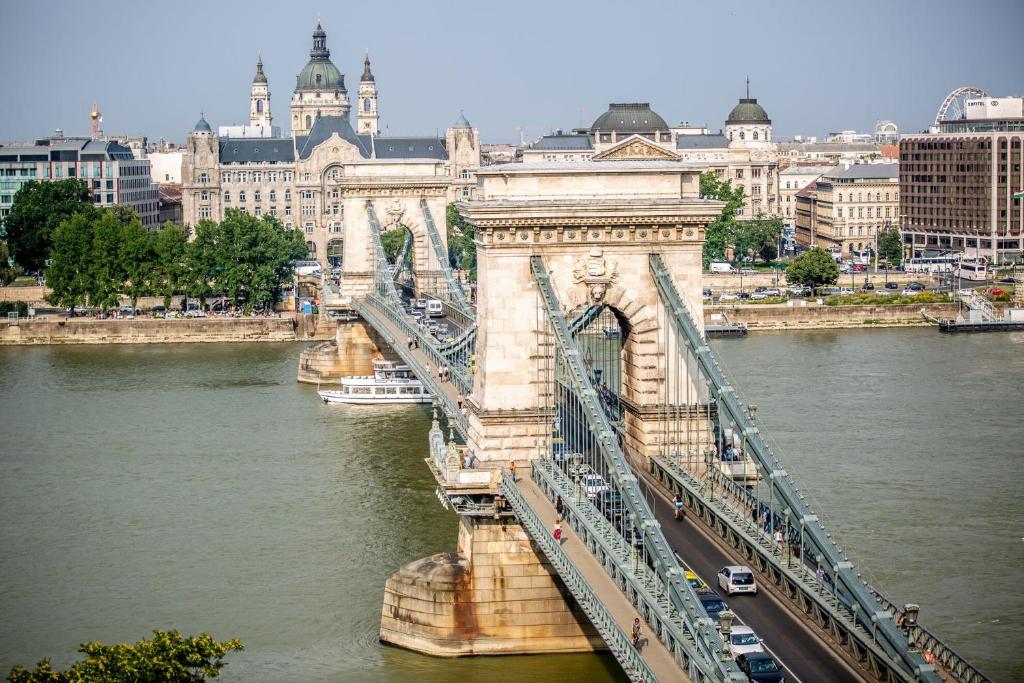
[739,131,745,140]
[838,193,843,202]
[363,98,371,112]
[752,131,759,140]
[306,240,316,255]
[729,132,733,140]
[305,115,311,128]
[256,100,263,113]
[315,74,322,85]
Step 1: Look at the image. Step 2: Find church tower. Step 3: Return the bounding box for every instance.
[356,53,379,135]
[290,20,348,135]
[250,55,272,128]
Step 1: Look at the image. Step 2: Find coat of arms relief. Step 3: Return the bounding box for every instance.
[573,248,619,303]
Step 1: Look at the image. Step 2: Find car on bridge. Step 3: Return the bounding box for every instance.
[685,570,707,591]
[581,473,610,499]
[727,624,765,659]
[696,589,728,621]
[735,651,784,683]
[718,565,758,595]
[596,491,624,521]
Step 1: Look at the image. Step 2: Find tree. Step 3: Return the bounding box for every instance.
[0,241,16,286]
[44,213,96,311]
[89,210,129,311]
[734,216,784,263]
[877,225,903,266]
[184,220,220,305]
[786,247,840,291]
[153,223,189,308]
[698,172,745,268]
[7,629,243,683]
[120,218,157,309]
[445,202,476,279]
[380,228,407,262]
[4,179,93,272]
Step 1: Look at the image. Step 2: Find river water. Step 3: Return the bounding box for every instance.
[0,332,1020,681]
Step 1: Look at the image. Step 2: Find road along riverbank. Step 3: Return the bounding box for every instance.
[0,317,303,345]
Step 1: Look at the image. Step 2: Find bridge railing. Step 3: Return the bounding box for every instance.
[531,255,743,683]
[649,253,943,683]
[498,469,659,683]
[419,199,474,318]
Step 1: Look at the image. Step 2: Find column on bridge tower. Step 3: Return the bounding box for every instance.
[458,161,724,467]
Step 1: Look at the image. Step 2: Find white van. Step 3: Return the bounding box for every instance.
[710,262,734,274]
[426,299,444,317]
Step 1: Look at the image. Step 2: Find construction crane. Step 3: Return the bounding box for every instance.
[89,102,103,140]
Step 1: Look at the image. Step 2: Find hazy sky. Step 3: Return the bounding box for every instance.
[1,0,1021,145]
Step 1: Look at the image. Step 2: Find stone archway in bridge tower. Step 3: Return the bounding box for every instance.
[459,167,721,467]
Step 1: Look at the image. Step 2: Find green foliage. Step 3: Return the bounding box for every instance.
[734,216,784,263]
[0,301,29,317]
[4,179,94,272]
[0,241,17,286]
[823,291,950,306]
[446,203,476,280]
[698,172,745,268]
[785,247,840,290]
[380,229,407,262]
[877,226,903,266]
[7,629,243,683]
[153,223,189,308]
[44,208,305,313]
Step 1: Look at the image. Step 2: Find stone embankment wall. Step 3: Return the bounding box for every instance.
[380,517,603,656]
[0,318,296,345]
[706,302,960,330]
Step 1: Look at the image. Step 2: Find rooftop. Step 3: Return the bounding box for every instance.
[824,163,899,181]
[780,165,836,176]
[591,103,670,133]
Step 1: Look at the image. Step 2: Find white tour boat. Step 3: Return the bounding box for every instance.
[318,359,431,405]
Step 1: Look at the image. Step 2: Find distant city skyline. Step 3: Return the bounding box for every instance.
[1,0,1021,145]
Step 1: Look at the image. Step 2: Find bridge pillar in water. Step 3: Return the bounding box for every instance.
[380,514,604,656]
[458,161,722,466]
[296,320,400,383]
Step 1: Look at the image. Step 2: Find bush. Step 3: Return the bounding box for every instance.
[823,292,949,306]
[0,301,29,317]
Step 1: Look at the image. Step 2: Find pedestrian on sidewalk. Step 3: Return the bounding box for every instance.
[438,366,444,382]
[509,460,517,482]
[774,528,783,548]
[443,365,450,382]
[406,336,413,350]
[555,496,564,516]
[553,517,562,543]
[412,337,418,349]
[457,393,464,410]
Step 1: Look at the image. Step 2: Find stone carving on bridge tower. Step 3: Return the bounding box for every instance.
[384,197,406,228]
[573,248,620,304]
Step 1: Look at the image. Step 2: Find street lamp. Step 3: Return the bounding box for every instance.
[719,610,737,660]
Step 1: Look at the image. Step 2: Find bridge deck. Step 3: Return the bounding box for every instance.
[515,469,687,683]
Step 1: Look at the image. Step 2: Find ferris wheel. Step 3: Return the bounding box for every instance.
[933,87,988,128]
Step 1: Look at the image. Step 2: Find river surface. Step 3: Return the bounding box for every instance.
[0,332,1021,681]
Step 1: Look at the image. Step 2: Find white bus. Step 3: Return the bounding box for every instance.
[904,253,961,274]
[956,259,988,282]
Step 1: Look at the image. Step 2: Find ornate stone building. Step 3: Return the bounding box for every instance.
[521,89,780,219]
[181,21,481,268]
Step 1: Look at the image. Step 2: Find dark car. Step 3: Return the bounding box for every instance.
[737,292,752,300]
[862,282,875,291]
[597,491,624,521]
[736,652,784,682]
[906,281,926,291]
[696,589,728,621]
[885,281,899,290]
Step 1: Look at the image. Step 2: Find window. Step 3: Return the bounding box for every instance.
[305,115,311,128]
[459,169,470,180]
[269,190,277,201]
[363,98,371,112]
[284,172,293,182]
[301,190,314,200]
[329,169,340,180]
[285,206,292,216]
[752,131,758,140]
[885,192,890,201]
[306,241,316,255]
[253,172,262,182]
[106,193,113,203]
[304,222,314,235]
[198,173,209,183]
[254,207,262,217]
[303,173,311,182]
[238,172,248,183]
[331,222,341,233]
[302,206,315,216]
[330,190,339,199]
[838,207,843,218]
[256,99,264,113]
[858,207,863,218]
[199,207,211,219]
[735,169,744,179]
[224,191,231,203]
[739,131,745,140]
[200,191,209,201]
[239,191,246,202]
[752,167,761,178]
[268,171,277,182]
[254,190,261,201]
[285,190,292,201]
[222,172,231,183]
[331,205,340,214]
[875,192,881,202]
[838,193,843,202]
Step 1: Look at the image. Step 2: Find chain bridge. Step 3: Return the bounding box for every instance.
[322,162,988,683]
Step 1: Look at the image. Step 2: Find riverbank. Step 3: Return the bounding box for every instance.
[705,302,960,331]
[0,317,301,345]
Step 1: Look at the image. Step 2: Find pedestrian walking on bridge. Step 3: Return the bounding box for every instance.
[457,393,464,410]
[509,460,517,482]
[553,517,562,543]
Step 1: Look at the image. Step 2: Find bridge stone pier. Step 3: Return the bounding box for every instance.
[459,162,724,466]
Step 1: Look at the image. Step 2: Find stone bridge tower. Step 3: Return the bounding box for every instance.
[458,156,724,466]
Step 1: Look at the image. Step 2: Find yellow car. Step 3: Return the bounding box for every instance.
[685,570,708,591]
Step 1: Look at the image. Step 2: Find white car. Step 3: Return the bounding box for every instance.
[720,292,739,301]
[581,473,610,499]
[727,624,765,658]
[901,288,921,296]
[718,565,758,595]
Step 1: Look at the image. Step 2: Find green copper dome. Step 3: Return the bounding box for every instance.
[295,21,345,92]
[727,98,770,124]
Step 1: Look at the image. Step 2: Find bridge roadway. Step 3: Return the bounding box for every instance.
[515,468,685,682]
[362,306,867,682]
[633,469,867,683]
